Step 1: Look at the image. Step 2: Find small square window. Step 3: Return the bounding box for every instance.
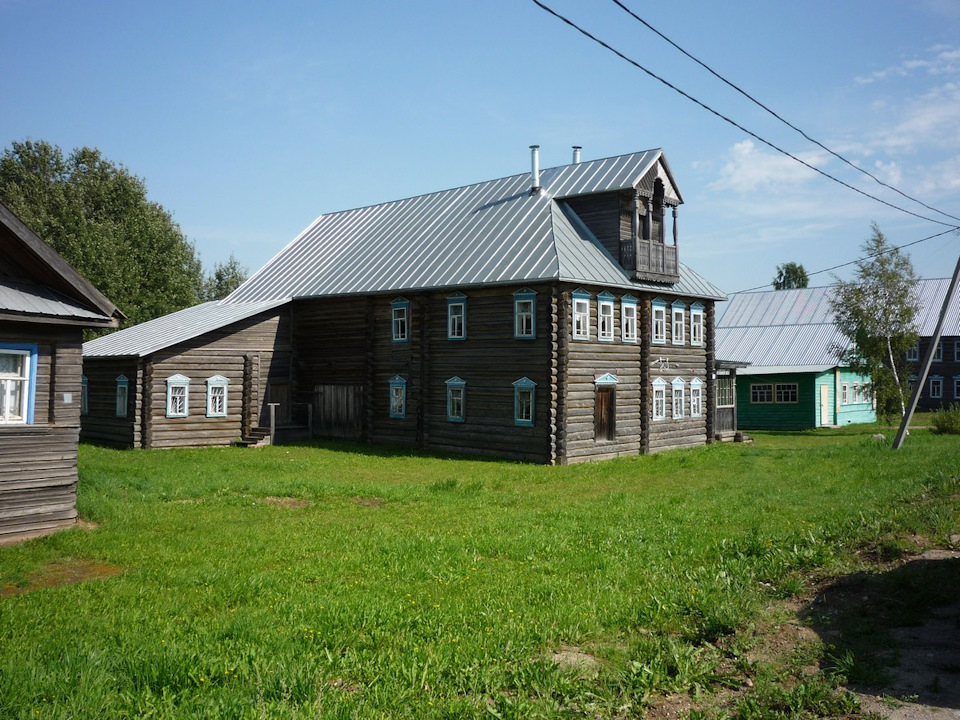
[751,384,773,404]
[776,383,798,403]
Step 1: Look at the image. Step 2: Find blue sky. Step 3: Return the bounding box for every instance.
[2,0,959,296]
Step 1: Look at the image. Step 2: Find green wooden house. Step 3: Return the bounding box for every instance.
[716,287,876,430]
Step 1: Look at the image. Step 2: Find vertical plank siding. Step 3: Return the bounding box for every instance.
[1,323,84,542]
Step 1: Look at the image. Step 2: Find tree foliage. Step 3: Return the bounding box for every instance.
[201,254,248,301]
[772,261,809,290]
[830,224,919,420]
[0,139,205,327]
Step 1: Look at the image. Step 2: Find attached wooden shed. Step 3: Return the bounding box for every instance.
[81,299,291,448]
[0,202,120,543]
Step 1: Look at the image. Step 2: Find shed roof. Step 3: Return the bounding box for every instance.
[83,298,287,358]
[224,150,723,304]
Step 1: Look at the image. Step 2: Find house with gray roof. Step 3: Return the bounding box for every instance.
[83,147,726,462]
[904,277,960,410]
[716,286,875,430]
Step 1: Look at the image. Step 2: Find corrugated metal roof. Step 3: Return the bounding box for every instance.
[914,277,960,335]
[83,298,287,358]
[0,277,112,323]
[225,150,722,304]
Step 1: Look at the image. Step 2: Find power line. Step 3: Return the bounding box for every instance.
[730,227,959,294]
[609,0,960,226]
[530,0,960,231]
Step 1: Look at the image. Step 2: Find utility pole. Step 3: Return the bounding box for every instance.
[893,254,960,449]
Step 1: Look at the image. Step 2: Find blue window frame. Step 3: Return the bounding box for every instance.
[206,375,229,417]
[690,302,704,347]
[671,300,686,346]
[652,298,666,345]
[621,295,638,343]
[672,377,685,419]
[391,297,410,343]
[598,291,615,342]
[165,374,188,417]
[513,377,536,426]
[116,375,131,418]
[572,288,591,340]
[652,377,666,420]
[389,376,407,418]
[514,288,537,339]
[690,378,703,417]
[445,376,466,422]
[447,293,466,340]
[0,343,38,424]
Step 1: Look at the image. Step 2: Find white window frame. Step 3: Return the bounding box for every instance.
[841,383,849,404]
[934,341,943,362]
[954,376,960,399]
[206,375,229,417]
[389,376,407,419]
[447,293,466,340]
[445,376,465,422]
[954,341,960,363]
[165,374,189,418]
[671,301,686,346]
[690,378,703,417]
[116,375,130,418]
[513,377,536,426]
[391,297,409,343]
[652,298,666,345]
[621,295,637,343]
[776,383,799,403]
[690,303,704,347]
[0,346,34,425]
[672,377,685,419]
[598,292,614,342]
[514,289,536,339]
[572,289,591,340]
[906,342,919,362]
[652,378,666,421]
[930,375,943,399]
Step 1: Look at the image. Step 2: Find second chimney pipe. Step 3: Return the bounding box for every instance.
[530,145,541,194]
[572,146,582,164]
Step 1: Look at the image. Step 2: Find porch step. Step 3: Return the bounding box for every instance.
[237,427,271,448]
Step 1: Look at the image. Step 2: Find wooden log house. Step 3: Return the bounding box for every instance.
[0,202,119,543]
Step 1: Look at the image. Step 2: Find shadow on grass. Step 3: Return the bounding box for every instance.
[278,437,516,464]
[799,552,960,709]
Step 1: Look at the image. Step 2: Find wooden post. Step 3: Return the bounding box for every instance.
[268,402,278,445]
[894,254,960,449]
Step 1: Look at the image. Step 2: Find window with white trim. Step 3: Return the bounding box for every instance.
[841,383,849,404]
[690,378,703,417]
[0,346,33,424]
[572,289,591,340]
[776,383,798,403]
[165,374,188,417]
[206,375,228,417]
[598,292,614,342]
[930,376,943,399]
[391,297,409,343]
[934,341,943,362]
[672,377,685,419]
[621,295,637,343]
[513,377,536,426]
[514,289,536,339]
[652,298,666,345]
[447,293,466,340]
[389,376,407,418]
[955,341,960,363]
[690,303,704,346]
[445,377,465,422]
[852,383,861,404]
[671,301,686,345]
[906,342,919,362]
[652,378,666,421]
[954,376,960,399]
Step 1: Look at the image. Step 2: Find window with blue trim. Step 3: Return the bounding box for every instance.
[391,297,410,343]
[930,375,943,399]
[621,295,637,343]
[447,293,466,340]
[445,376,465,422]
[690,378,703,417]
[690,302,704,347]
[514,289,536,339]
[206,375,229,417]
[165,374,189,417]
[652,378,666,420]
[0,344,37,424]
[116,375,131,418]
[572,288,591,340]
[652,298,666,345]
[513,377,536,426]
[598,292,614,342]
[389,376,407,418]
[672,377,685,419]
[671,301,686,345]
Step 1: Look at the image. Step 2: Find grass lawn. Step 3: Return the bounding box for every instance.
[1,427,958,718]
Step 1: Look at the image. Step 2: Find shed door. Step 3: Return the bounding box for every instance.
[819,385,830,426]
[595,387,616,441]
[315,384,362,439]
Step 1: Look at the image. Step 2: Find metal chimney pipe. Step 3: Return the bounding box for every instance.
[530,145,541,194]
[572,146,582,164]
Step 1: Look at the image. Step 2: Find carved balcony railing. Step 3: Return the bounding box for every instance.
[619,238,679,282]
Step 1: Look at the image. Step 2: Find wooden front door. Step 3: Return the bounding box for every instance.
[595,387,616,441]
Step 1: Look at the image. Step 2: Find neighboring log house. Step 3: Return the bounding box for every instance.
[83,148,726,463]
[1,202,120,543]
[903,277,960,411]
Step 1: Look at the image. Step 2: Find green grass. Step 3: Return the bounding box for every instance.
[1,429,958,718]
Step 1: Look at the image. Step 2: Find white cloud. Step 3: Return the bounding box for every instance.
[855,44,960,84]
[709,140,826,195]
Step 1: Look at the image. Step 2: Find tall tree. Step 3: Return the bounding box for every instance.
[830,223,919,420]
[202,254,248,301]
[0,139,204,327]
[772,261,809,289]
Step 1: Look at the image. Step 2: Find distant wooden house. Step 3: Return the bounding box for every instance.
[716,287,876,430]
[86,148,726,463]
[81,299,290,448]
[1,202,119,543]
[904,277,960,410]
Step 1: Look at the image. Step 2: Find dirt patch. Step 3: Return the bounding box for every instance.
[551,646,601,674]
[261,496,312,509]
[352,496,384,508]
[1,558,123,598]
